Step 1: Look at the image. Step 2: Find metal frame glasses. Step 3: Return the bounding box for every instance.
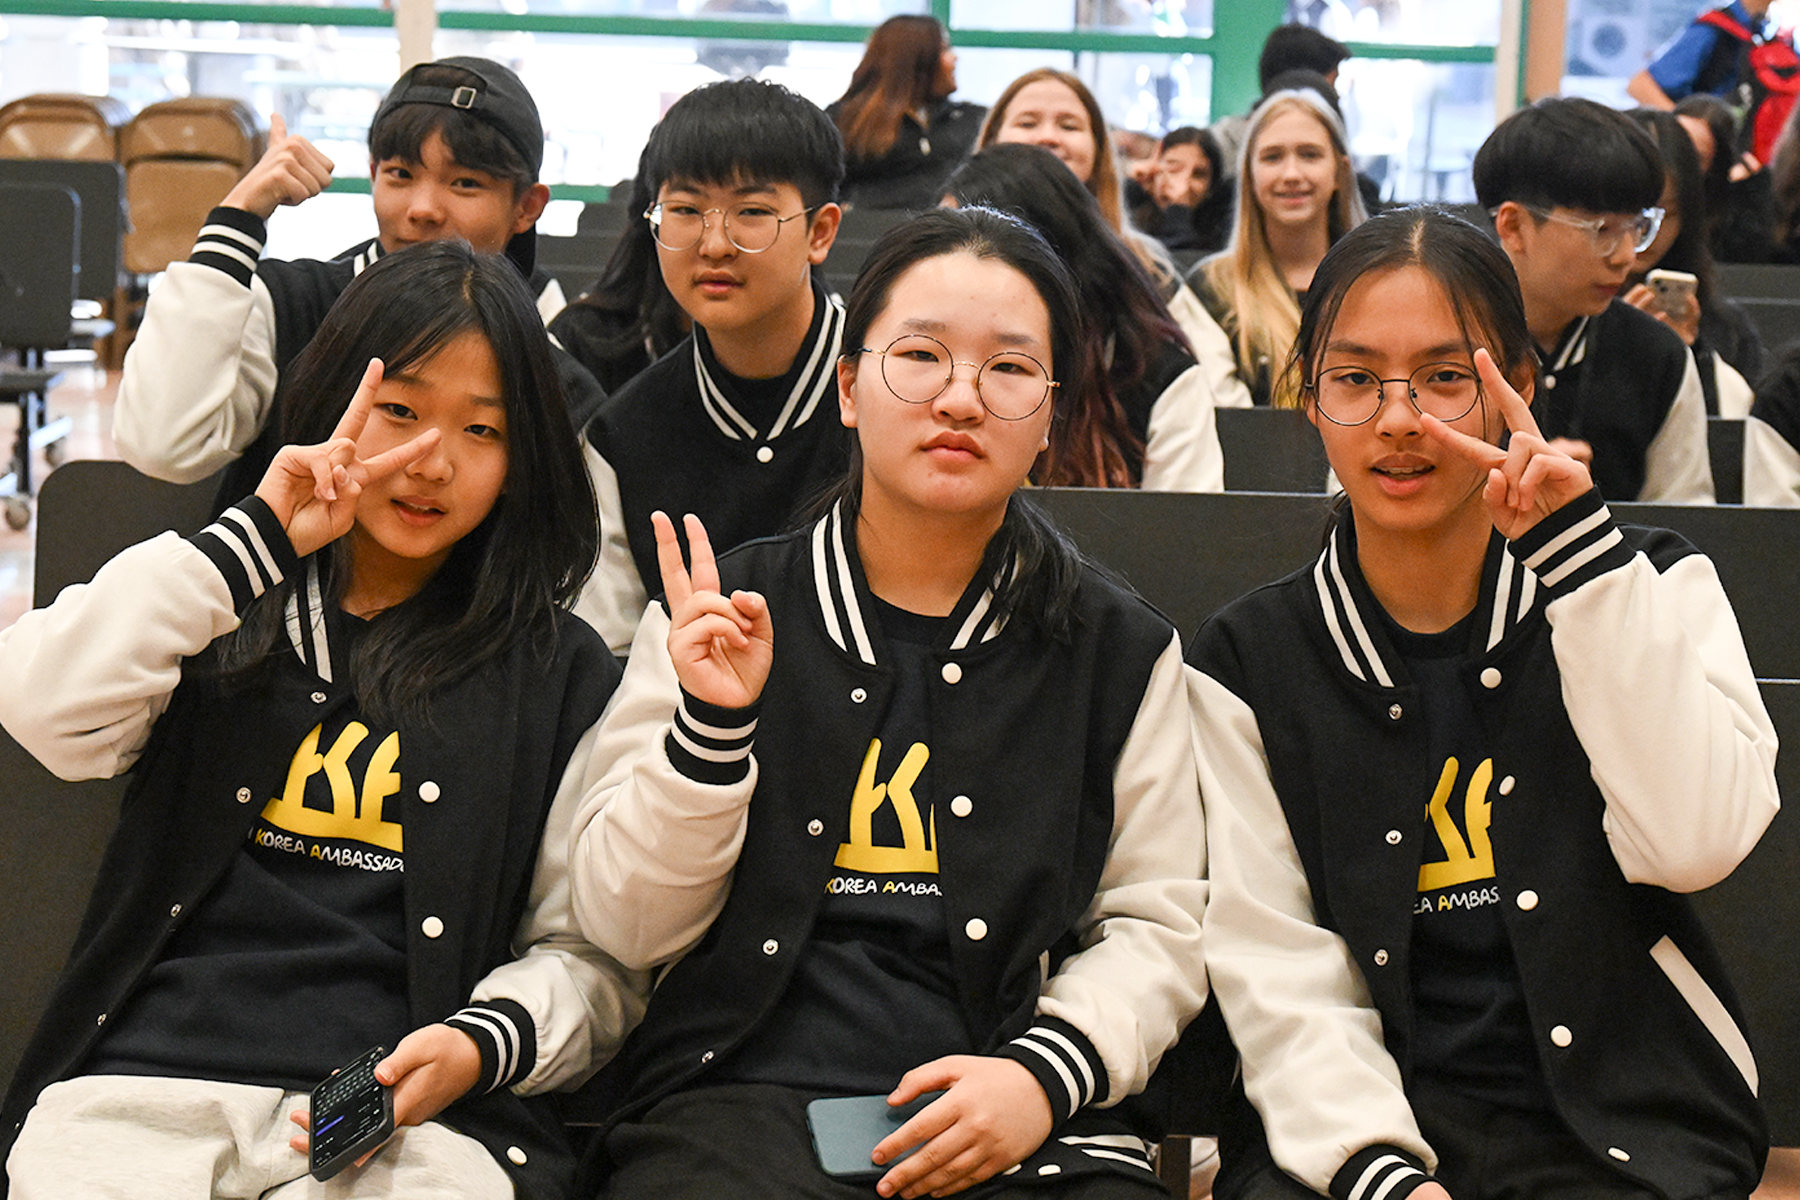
[643,201,815,253]
[1307,361,1484,427]
[1519,204,1665,258]
[855,334,1058,421]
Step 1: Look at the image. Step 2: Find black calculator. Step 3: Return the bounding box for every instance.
[308,1045,396,1181]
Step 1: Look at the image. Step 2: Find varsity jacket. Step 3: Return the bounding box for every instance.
[1118,338,1226,493]
[1537,300,1714,504]
[1744,350,1800,506]
[1188,491,1777,1200]
[577,279,853,654]
[831,98,987,212]
[0,502,650,1199]
[113,206,604,507]
[567,503,1210,1182]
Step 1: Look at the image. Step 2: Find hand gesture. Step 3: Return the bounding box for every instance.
[872,1056,1054,1199]
[1420,348,1593,541]
[655,511,772,710]
[223,113,336,220]
[288,1024,484,1167]
[1623,282,1700,346]
[255,359,441,559]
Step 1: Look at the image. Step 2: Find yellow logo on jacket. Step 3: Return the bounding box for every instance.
[835,738,938,875]
[260,722,404,852]
[1418,756,1493,892]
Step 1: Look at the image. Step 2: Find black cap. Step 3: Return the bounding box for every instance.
[371,56,545,277]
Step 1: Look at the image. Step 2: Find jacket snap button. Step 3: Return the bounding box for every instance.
[756,446,774,464]
[1608,1147,1630,1162]
[807,819,823,836]
[169,904,182,918]
[1550,1024,1573,1047]
[235,787,252,804]
[1385,829,1401,845]
[421,916,444,939]
[1387,704,1403,720]
[701,1049,715,1063]
[96,1012,106,1026]
[1499,775,1516,795]
[951,795,973,817]
[1038,1165,1062,1177]
[419,781,440,803]
[1373,949,1389,966]
[1543,374,1557,390]
[507,1146,528,1166]
[1480,667,1502,689]
[850,687,867,704]
[941,662,963,684]
[762,939,779,955]
[310,691,327,704]
[965,918,988,941]
[1516,889,1539,911]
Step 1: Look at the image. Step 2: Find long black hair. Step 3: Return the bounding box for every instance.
[1626,108,1724,318]
[831,206,1087,641]
[947,143,1190,487]
[217,241,599,724]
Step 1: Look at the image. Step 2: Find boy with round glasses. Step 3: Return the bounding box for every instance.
[577,79,848,655]
[1474,97,1714,505]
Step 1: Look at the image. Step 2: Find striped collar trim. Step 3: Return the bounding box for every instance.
[1311,519,1538,687]
[809,501,1008,666]
[1547,312,1590,373]
[349,238,384,276]
[283,560,339,684]
[693,291,845,444]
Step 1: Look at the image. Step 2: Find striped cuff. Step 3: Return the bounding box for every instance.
[445,999,537,1093]
[998,1016,1108,1124]
[1330,1146,1435,1200]
[189,205,267,287]
[665,689,759,785]
[191,497,296,612]
[1510,487,1632,599]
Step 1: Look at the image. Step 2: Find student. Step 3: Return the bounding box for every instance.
[1474,97,1715,504]
[1193,89,1366,408]
[0,243,646,1197]
[1189,207,1776,1200]
[114,56,606,509]
[577,78,848,656]
[1126,126,1232,255]
[946,143,1224,491]
[1210,23,1351,172]
[567,206,1207,1199]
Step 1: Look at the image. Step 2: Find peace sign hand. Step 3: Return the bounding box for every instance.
[1420,348,1594,541]
[254,359,441,559]
[655,511,773,711]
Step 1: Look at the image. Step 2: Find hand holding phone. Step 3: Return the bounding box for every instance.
[1646,268,1698,318]
[308,1045,395,1181]
[807,1092,940,1181]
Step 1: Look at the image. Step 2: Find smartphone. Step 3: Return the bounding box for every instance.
[1646,268,1698,317]
[308,1045,395,1182]
[806,1091,941,1181]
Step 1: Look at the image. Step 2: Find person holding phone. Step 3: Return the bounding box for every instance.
[1189,207,1776,1200]
[567,206,1208,1200]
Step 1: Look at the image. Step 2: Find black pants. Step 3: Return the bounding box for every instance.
[599,1083,1170,1200]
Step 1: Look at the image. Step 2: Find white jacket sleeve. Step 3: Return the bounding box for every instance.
[1513,498,1779,891]
[114,212,280,485]
[567,605,758,972]
[1742,415,1800,507]
[1167,284,1254,411]
[572,439,651,657]
[1638,351,1716,504]
[1190,665,1435,1194]
[1139,362,1226,494]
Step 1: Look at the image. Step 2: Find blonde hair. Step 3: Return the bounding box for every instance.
[1199,89,1365,406]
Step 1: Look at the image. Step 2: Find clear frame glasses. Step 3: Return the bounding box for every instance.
[643,201,815,253]
[1520,205,1665,258]
[856,334,1058,421]
[1308,361,1483,427]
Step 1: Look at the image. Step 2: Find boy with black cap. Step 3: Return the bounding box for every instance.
[114,56,604,507]
[576,78,847,654]
[1475,97,1714,504]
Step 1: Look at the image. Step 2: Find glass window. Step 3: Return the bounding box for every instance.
[1290,0,1497,46]
[1338,58,1493,203]
[954,0,1212,37]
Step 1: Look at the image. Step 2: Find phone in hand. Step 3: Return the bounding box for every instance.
[1646,268,1698,318]
[308,1045,395,1182]
[806,1091,942,1181]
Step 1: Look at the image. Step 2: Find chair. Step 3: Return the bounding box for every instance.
[1735,297,1800,355]
[1715,262,1800,300]
[31,461,217,607]
[120,98,262,276]
[0,182,81,529]
[0,93,128,162]
[1215,406,1330,493]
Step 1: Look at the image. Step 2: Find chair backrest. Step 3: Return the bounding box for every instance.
[33,461,217,608]
[1736,297,1800,356]
[1215,406,1330,493]
[0,183,78,348]
[1716,261,1800,300]
[0,93,128,162]
[119,97,263,169]
[121,98,262,275]
[0,159,123,302]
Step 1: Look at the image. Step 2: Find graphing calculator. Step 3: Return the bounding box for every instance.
[308,1045,396,1182]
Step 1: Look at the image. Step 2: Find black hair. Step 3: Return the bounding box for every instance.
[1259,24,1349,92]
[1674,93,1737,241]
[1262,68,1343,118]
[644,78,846,210]
[216,241,598,725]
[831,206,1086,641]
[1287,206,1538,412]
[368,62,535,195]
[1625,108,1723,317]
[946,143,1190,487]
[1472,97,1664,215]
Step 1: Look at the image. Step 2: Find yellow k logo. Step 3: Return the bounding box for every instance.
[260,723,404,852]
[835,738,939,875]
[1417,756,1494,892]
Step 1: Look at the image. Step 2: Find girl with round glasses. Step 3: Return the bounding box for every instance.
[1188,207,1775,1200]
[568,205,1207,1200]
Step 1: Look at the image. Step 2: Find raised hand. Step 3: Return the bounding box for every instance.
[654,511,773,710]
[255,359,441,559]
[223,113,336,220]
[872,1056,1053,1199]
[1623,282,1700,346]
[1421,348,1593,541]
[288,1024,483,1167]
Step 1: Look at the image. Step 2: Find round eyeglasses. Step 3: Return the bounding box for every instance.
[643,201,814,253]
[855,334,1058,421]
[1519,205,1665,258]
[1308,361,1483,427]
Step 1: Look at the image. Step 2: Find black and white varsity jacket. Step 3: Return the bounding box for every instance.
[113,206,604,509]
[1744,350,1800,506]
[1188,491,1776,1200]
[566,503,1210,1182]
[0,501,649,1199]
[577,279,853,654]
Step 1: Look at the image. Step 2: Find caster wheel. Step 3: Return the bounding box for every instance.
[43,439,66,468]
[4,497,29,531]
